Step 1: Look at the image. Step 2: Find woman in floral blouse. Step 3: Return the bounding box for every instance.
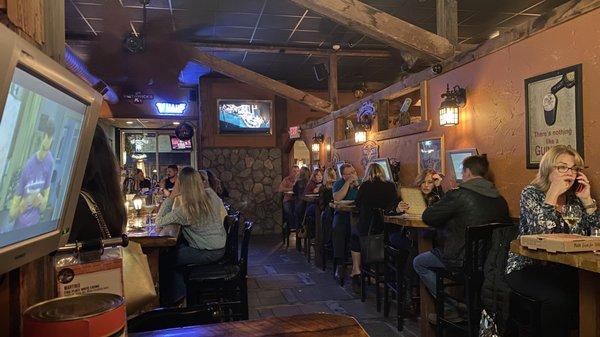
[505,145,599,337]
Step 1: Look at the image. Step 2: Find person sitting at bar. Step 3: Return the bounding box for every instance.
[68,126,126,243]
[133,169,152,192]
[390,169,444,249]
[505,145,599,337]
[352,163,398,292]
[413,155,509,307]
[303,168,323,237]
[319,167,337,247]
[159,165,178,197]
[198,170,210,188]
[293,167,311,230]
[206,169,229,199]
[155,167,227,307]
[332,163,359,281]
[278,165,299,231]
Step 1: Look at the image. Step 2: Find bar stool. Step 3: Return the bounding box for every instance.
[429,222,513,337]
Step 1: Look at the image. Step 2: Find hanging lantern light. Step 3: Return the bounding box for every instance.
[439,84,466,126]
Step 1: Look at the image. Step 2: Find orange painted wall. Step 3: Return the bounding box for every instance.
[305,8,600,217]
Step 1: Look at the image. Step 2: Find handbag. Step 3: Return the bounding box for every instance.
[479,309,500,337]
[80,191,157,315]
[359,218,384,264]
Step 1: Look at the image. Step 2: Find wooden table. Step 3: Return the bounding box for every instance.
[329,202,358,213]
[129,313,370,337]
[383,214,436,337]
[303,194,322,267]
[510,240,600,337]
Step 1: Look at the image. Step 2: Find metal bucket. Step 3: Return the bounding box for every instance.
[23,293,126,337]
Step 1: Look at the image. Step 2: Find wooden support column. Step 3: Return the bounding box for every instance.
[188,48,332,113]
[376,100,389,132]
[436,0,458,46]
[41,0,65,64]
[289,0,454,60]
[328,53,338,110]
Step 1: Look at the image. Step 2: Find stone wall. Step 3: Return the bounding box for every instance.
[201,148,283,234]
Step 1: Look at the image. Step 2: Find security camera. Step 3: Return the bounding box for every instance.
[332,44,341,51]
[431,63,443,74]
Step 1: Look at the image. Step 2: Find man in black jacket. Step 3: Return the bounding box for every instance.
[413,155,510,297]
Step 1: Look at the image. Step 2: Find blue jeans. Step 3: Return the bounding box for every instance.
[283,201,295,229]
[332,211,351,259]
[159,244,226,306]
[413,251,446,298]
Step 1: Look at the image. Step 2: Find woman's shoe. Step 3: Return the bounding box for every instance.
[351,274,361,294]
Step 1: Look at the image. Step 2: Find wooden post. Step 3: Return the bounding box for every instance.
[42,0,65,64]
[437,0,459,46]
[376,100,389,132]
[328,53,338,110]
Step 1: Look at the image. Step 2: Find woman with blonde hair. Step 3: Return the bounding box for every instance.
[505,145,599,337]
[349,163,398,292]
[156,167,227,307]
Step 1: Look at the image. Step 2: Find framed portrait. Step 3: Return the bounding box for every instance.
[418,136,444,174]
[525,64,583,169]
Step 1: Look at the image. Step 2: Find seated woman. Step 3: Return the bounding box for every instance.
[303,169,323,237]
[505,145,598,337]
[207,169,229,199]
[69,126,126,242]
[319,167,337,246]
[156,167,227,307]
[292,167,311,230]
[389,169,444,249]
[351,163,398,292]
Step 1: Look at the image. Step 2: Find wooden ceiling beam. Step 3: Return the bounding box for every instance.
[191,40,393,58]
[436,0,458,46]
[187,47,332,113]
[289,0,454,61]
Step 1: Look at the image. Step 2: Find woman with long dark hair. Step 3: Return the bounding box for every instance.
[68,125,126,242]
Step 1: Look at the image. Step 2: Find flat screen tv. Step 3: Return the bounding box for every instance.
[218,99,272,134]
[368,158,395,182]
[0,24,102,275]
[170,136,193,151]
[447,148,479,182]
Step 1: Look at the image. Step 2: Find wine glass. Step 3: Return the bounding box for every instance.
[562,205,582,232]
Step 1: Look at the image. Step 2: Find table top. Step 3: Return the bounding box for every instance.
[329,201,358,212]
[383,214,428,228]
[302,194,319,202]
[128,313,370,337]
[510,240,600,274]
[127,224,180,248]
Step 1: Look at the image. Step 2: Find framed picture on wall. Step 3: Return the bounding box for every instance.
[525,64,583,168]
[417,136,444,174]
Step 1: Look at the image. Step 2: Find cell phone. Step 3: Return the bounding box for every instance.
[572,180,584,193]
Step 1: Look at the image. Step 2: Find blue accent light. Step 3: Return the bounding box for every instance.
[156,102,187,115]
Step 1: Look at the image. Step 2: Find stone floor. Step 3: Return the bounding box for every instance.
[246,235,422,337]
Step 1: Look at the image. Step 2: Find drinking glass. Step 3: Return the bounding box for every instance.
[562,205,582,232]
[590,227,600,237]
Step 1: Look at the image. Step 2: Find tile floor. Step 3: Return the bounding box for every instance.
[246,235,422,337]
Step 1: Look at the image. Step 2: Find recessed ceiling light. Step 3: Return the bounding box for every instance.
[126,121,134,124]
[173,122,180,125]
[489,30,500,39]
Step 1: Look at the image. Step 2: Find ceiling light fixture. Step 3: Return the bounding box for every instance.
[173,122,181,125]
[126,121,134,125]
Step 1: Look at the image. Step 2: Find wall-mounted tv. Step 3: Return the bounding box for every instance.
[447,148,479,182]
[170,136,193,151]
[218,99,272,134]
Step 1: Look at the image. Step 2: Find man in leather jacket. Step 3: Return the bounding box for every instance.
[413,155,510,297]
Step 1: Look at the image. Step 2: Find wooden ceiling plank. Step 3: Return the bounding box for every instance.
[289,0,454,60]
[188,47,332,113]
[436,0,458,45]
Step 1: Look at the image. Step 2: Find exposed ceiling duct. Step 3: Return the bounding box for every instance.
[64,45,119,103]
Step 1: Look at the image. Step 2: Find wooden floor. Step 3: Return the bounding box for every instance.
[246,235,421,337]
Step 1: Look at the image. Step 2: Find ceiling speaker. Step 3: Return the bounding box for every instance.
[313,63,328,82]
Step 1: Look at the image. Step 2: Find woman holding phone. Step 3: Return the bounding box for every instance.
[505,145,599,337]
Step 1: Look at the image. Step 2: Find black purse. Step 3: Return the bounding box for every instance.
[359,218,384,264]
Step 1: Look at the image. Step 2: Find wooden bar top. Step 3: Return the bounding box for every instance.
[383,214,428,228]
[510,239,600,273]
[128,313,370,337]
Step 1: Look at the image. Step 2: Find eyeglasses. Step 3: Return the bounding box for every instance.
[554,165,581,174]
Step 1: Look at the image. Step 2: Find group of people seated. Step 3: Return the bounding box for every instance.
[283,145,597,337]
[69,126,232,308]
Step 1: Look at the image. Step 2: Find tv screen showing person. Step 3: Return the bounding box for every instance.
[0,66,86,248]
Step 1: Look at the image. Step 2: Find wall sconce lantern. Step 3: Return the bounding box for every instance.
[439,84,466,126]
[354,127,367,143]
[311,133,324,152]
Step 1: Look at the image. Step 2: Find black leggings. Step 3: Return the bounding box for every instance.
[506,265,578,337]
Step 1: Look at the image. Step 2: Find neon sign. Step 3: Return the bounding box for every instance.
[155,102,187,115]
